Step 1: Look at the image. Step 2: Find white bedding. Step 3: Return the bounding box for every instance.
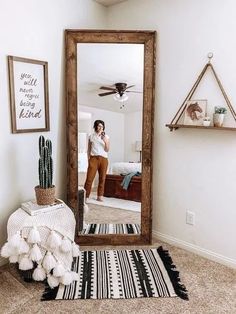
[109,162,141,175]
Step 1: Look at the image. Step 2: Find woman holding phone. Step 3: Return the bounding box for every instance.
[84,120,110,202]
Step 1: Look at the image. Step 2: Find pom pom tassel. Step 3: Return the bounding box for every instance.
[29,244,43,262]
[42,252,57,272]
[72,243,81,257]
[9,255,19,263]
[17,238,30,254]
[47,274,60,288]
[8,231,21,249]
[53,262,65,277]
[46,230,62,251]
[33,264,47,281]
[60,271,73,285]
[60,237,72,253]
[27,226,41,243]
[19,254,33,270]
[1,243,16,258]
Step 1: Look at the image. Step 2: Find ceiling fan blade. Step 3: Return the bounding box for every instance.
[99,86,116,91]
[98,91,117,97]
[126,90,143,93]
[125,85,135,90]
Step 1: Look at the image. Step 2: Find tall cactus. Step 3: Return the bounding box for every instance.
[38,135,53,189]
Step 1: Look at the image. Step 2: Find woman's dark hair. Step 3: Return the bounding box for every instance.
[93,120,105,132]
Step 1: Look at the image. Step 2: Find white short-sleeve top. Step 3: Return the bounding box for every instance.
[89,132,109,158]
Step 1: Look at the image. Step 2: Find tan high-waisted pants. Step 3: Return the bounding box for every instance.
[84,156,108,198]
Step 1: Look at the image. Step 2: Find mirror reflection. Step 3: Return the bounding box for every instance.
[77,43,144,235]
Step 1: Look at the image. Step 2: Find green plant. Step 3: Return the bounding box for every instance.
[38,135,53,189]
[214,106,227,114]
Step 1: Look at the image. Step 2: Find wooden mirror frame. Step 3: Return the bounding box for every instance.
[65,29,156,245]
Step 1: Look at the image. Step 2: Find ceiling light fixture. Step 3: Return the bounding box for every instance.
[113,92,128,102]
[113,92,128,109]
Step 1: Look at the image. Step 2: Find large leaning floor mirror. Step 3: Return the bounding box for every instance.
[65,30,156,245]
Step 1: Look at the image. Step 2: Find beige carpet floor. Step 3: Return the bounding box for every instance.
[84,203,141,225]
[87,193,141,212]
[0,239,235,314]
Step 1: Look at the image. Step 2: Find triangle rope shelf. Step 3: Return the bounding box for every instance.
[166,53,236,131]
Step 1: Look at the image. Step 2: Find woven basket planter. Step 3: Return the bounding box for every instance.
[35,185,56,205]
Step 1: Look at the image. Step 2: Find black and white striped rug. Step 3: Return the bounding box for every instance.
[81,223,140,234]
[42,246,188,301]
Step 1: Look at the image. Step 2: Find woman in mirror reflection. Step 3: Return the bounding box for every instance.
[84,120,110,202]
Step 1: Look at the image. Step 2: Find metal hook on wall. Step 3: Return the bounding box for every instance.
[207,52,213,63]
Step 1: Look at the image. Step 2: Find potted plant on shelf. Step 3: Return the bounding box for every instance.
[213,106,227,127]
[35,135,55,205]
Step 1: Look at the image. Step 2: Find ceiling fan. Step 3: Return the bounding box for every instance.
[98,82,142,98]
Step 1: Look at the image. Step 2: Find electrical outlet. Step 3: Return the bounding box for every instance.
[186,210,195,225]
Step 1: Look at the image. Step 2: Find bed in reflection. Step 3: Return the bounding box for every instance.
[104,162,142,202]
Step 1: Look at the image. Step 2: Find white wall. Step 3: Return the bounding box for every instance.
[79,105,124,165]
[79,119,92,135]
[108,0,236,267]
[0,0,106,266]
[124,111,142,162]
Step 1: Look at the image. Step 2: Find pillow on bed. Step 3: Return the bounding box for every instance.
[110,162,141,175]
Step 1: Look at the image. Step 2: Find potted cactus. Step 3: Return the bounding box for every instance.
[35,135,55,205]
[213,106,227,127]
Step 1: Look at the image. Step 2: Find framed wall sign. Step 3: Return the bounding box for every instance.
[8,56,50,133]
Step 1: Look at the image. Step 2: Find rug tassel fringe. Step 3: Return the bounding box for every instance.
[41,282,59,301]
[157,246,189,301]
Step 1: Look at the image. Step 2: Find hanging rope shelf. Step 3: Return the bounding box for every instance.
[166,53,236,131]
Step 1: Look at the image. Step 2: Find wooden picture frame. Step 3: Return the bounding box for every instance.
[8,56,50,133]
[183,99,207,126]
[65,30,156,246]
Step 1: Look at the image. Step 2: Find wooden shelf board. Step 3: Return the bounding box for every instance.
[166,124,236,131]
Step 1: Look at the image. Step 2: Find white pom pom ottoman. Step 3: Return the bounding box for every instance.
[1,201,80,288]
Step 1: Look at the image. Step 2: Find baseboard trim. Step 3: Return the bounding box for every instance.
[0,256,8,267]
[153,230,236,269]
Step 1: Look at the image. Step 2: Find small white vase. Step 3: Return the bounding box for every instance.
[202,117,211,127]
[203,120,211,127]
[213,113,225,127]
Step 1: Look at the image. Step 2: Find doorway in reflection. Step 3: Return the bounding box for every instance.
[77,43,143,235]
